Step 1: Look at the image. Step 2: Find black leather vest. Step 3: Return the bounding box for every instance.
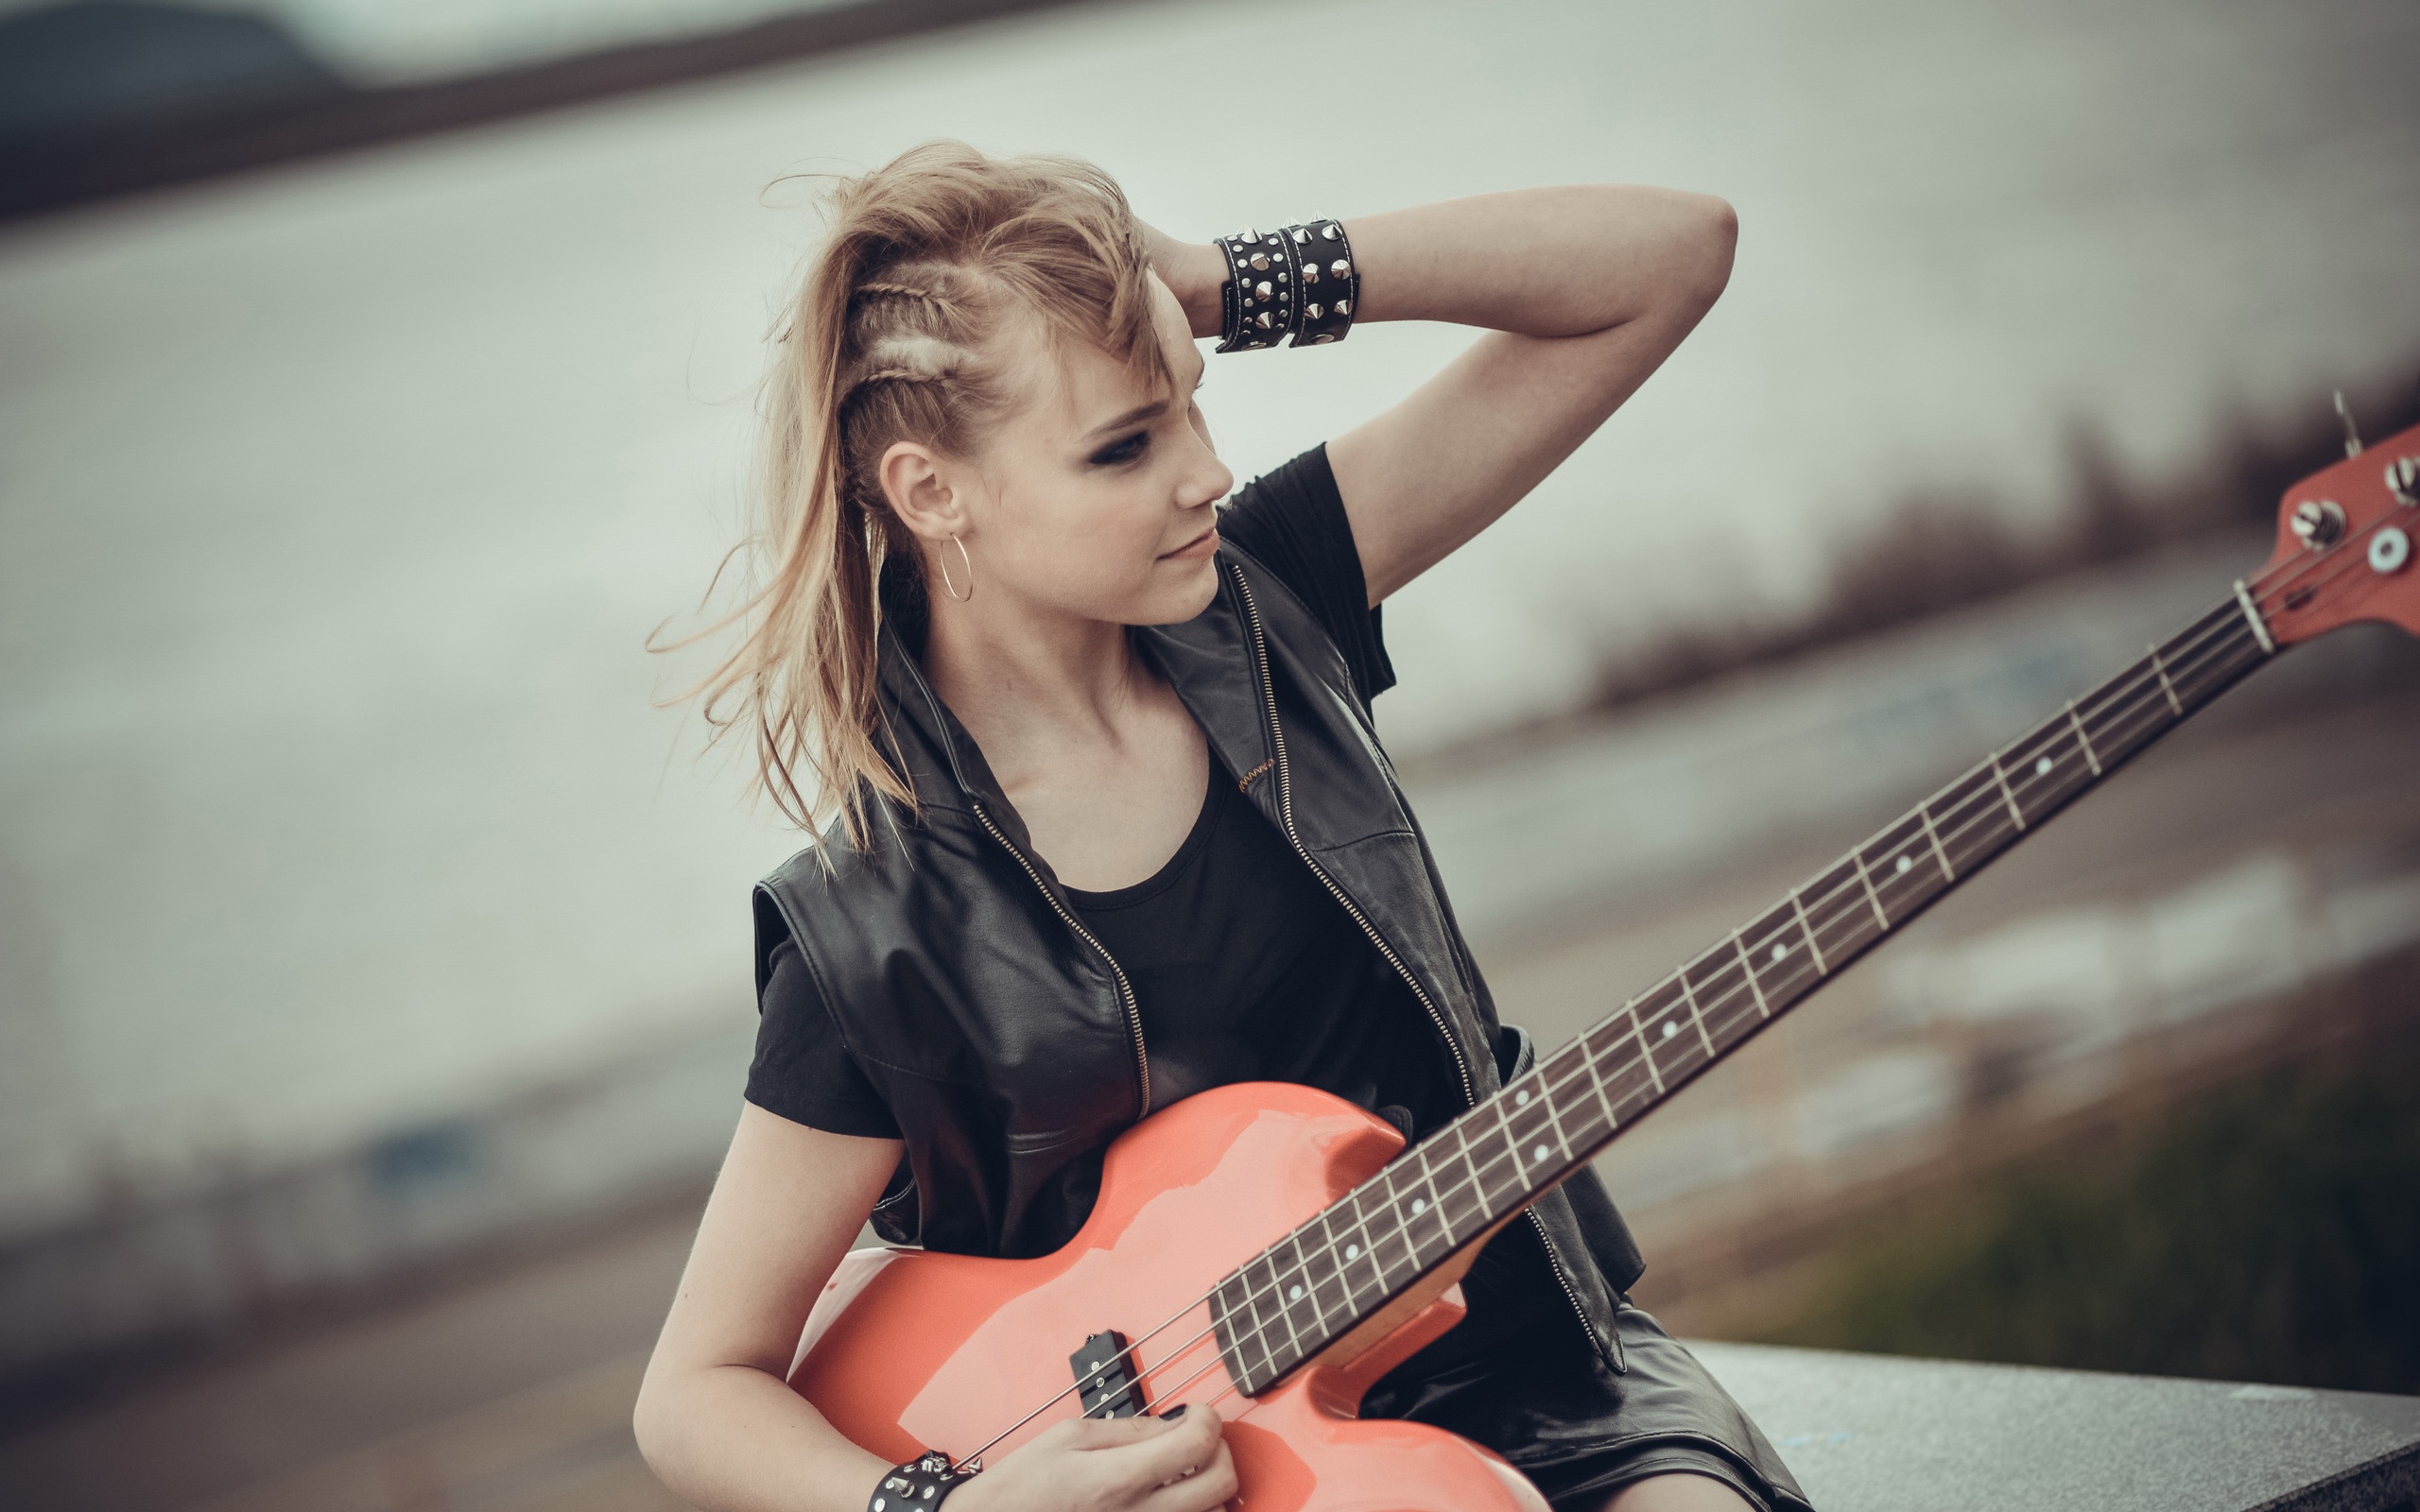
[753,542,1645,1371]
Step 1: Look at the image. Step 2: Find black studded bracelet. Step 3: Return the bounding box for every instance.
[1212,219,1358,352]
[870,1450,977,1512]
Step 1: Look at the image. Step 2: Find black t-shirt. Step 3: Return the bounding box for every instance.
[743,445,1445,1146]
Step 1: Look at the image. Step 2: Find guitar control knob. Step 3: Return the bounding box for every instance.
[2291,498,2346,549]
[2388,455,2420,507]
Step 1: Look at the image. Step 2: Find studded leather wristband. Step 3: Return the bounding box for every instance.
[1212,219,1358,352]
[871,1450,977,1512]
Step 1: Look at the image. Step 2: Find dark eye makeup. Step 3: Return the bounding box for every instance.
[1088,431,1150,466]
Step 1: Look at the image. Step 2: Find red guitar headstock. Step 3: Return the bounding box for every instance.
[2252,419,2420,645]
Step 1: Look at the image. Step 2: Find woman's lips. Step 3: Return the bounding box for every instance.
[1161,524,1219,560]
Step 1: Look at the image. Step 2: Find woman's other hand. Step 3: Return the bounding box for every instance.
[950,1406,1236,1512]
[1136,220,1229,342]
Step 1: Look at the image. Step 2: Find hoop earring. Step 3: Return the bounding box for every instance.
[939,534,974,603]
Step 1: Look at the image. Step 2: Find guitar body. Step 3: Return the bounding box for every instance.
[790,1082,1548,1512]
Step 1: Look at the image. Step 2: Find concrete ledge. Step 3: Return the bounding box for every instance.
[1692,1341,2420,1512]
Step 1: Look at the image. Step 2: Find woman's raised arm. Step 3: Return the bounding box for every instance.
[1151,185,1737,604]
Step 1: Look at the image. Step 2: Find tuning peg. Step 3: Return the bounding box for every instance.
[2389,455,2419,508]
[2335,390,2362,458]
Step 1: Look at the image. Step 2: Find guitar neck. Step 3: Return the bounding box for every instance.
[1213,587,2279,1396]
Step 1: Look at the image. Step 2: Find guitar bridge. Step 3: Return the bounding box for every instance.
[1071,1330,1146,1418]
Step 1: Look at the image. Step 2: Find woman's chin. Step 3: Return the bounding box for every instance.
[1129,557,1222,626]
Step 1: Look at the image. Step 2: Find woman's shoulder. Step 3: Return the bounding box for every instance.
[1219,443,1396,707]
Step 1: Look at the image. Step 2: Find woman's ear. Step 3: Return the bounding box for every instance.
[876,440,967,543]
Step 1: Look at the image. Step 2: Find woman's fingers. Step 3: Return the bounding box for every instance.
[1142,1439,1237,1512]
[1113,1405,1224,1486]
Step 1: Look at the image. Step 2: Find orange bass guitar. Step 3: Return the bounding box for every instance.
[791,425,2420,1510]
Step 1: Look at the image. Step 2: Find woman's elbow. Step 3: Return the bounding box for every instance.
[1682,193,1737,311]
[631,1363,683,1483]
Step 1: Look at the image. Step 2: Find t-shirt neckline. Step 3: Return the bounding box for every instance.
[1063,758,1227,912]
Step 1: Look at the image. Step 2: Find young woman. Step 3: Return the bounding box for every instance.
[635,143,1807,1512]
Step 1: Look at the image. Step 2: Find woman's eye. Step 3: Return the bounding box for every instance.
[1090,432,1150,466]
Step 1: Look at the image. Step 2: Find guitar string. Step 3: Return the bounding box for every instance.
[965,534,2342,1451]
[1037,587,2280,1448]
[1092,599,2268,1422]
[1159,593,2272,1398]
[1084,585,2274,1424]
[1176,501,2402,1405]
[1187,507,2402,1396]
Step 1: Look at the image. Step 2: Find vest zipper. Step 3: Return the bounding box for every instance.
[968,799,1151,1119]
[1227,560,1614,1366]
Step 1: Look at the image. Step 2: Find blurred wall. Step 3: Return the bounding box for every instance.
[2,0,2417,1383]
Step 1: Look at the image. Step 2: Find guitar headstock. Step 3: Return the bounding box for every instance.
[2253,419,2420,645]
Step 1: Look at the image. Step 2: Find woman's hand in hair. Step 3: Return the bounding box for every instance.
[949,1406,1236,1512]
[1136,220,1230,343]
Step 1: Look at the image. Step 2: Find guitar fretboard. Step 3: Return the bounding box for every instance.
[1210,589,2275,1395]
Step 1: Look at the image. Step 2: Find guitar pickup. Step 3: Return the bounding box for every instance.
[1071,1330,1145,1418]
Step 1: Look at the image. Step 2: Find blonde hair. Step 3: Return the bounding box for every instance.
[670,142,1170,851]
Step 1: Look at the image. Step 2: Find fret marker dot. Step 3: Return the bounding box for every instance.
[1532,1143,1549,1162]
[1288,1284,1303,1301]
[1770,943,1789,963]
[1661,1020,1678,1040]
[1515,1089,1530,1106]
[1410,1197,1426,1214]
[1895,854,1914,875]
[2035,755,2053,776]
[1345,1244,1360,1261]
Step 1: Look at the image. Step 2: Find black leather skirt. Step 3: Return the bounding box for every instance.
[1361,1223,1812,1512]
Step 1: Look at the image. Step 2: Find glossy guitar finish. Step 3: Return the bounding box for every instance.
[792,1081,1548,1512]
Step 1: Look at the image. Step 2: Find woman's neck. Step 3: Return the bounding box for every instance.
[921,591,1153,793]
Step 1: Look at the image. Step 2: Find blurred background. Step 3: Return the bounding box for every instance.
[3,0,2418,1506]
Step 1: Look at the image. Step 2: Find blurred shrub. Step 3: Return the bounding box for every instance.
[1759,1029,2420,1394]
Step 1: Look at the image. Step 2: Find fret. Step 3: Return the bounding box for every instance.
[1788,886,1829,975]
[1256,1253,1307,1366]
[1441,1125,1490,1242]
[1797,857,1880,964]
[1851,849,1891,932]
[2150,643,2185,715]
[1583,1026,1660,1121]
[2075,654,2178,767]
[1676,968,1720,1057]
[1634,980,1703,1085]
[1300,1216,1346,1327]
[1529,1064,1578,1160]
[1684,952,1757,1052]
[1220,1272,1281,1387]
[1555,1031,1615,1146]
[1987,755,2028,832]
[1620,995,1667,1095]
[1336,1191,1384,1299]
[1509,1094,1566,1183]
[1468,1099,1519,1215]
[1247,1297,1283,1386]
[1407,1160,1447,1253]
[1927,767,2008,875]
[2003,723,2097,823]
[2065,698,2102,775]
[1366,1177,1419,1281]
[1741,901,1824,1011]
[1916,803,1958,882]
[1860,813,1939,914]
[1730,930,1772,1020]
